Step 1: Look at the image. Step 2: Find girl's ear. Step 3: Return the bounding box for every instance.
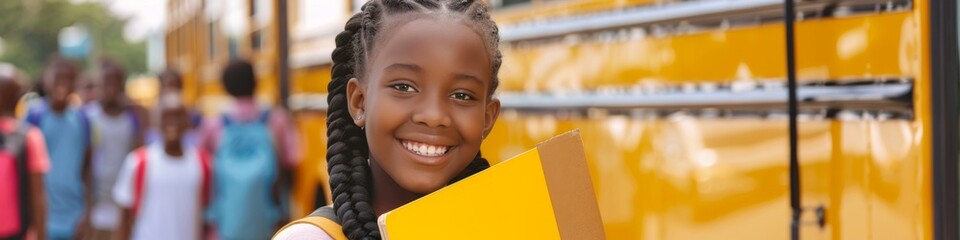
[482,98,501,139]
[346,77,367,127]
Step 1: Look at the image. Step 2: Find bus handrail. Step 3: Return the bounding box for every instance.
[499,0,910,42]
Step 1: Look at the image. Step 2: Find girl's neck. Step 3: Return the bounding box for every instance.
[102,101,124,116]
[49,104,67,114]
[370,158,424,216]
[164,142,184,158]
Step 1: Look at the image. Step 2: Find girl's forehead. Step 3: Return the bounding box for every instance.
[103,69,124,78]
[374,13,486,50]
[162,75,182,84]
[160,106,187,117]
[46,67,77,81]
[370,17,490,67]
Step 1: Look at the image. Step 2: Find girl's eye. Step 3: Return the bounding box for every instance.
[451,92,475,101]
[390,83,417,92]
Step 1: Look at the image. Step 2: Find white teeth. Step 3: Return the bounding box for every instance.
[403,140,449,157]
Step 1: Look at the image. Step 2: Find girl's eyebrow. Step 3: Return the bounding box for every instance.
[384,63,422,73]
[384,63,482,85]
[453,73,483,86]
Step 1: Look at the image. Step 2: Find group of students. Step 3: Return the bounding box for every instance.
[0,57,299,240]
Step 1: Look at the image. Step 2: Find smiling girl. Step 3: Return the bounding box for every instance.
[273,0,502,239]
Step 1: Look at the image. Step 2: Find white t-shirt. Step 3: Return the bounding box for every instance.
[87,104,138,229]
[113,143,205,240]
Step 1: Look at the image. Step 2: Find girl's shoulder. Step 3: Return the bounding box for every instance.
[273,207,345,240]
[273,223,336,240]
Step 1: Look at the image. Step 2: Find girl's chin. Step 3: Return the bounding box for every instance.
[398,179,449,195]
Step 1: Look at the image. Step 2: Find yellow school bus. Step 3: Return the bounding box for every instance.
[164,0,959,239]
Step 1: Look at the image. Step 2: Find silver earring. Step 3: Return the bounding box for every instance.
[356,114,365,130]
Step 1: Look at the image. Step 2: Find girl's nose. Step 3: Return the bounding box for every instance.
[412,97,452,128]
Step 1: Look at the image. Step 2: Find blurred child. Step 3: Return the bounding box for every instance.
[113,93,210,240]
[85,59,146,239]
[148,69,201,145]
[26,57,93,240]
[197,59,299,240]
[77,75,96,107]
[0,63,50,240]
[158,69,194,124]
[158,69,183,95]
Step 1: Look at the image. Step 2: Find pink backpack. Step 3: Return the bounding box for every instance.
[0,124,31,238]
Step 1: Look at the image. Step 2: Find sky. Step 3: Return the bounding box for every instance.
[95,0,248,42]
[79,0,168,41]
[92,0,245,72]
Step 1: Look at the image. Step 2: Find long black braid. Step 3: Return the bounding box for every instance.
[326,0,502,239]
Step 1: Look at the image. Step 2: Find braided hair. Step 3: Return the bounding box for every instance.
[326,0,502,239]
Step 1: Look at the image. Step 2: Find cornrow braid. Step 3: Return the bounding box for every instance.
[328,13,378,240]
[327,0,501,239]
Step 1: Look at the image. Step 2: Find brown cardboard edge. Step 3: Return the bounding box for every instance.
[378,212,390,240]
[537,130,606,239]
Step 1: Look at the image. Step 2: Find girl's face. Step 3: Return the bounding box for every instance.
[0,77,23,114]
[160,75,183,94]
[160,104,189,147]
[100,70,125,105]
[45,67,77,109]
[347,16,501,194]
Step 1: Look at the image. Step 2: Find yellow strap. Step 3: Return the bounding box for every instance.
[274,216,348,240]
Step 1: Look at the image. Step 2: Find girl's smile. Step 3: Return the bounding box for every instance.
[400,138,454,161]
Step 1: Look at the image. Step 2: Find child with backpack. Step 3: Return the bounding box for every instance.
[112,93,210,240]
[0,63,50,240]
[145,69,201,145]
[26,57,93,240]
[158,69,201,126]
[84,59,147,239]
[274,0,502,238]
[197,60,299,240]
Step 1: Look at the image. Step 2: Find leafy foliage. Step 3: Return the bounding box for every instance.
[0,0,146,81]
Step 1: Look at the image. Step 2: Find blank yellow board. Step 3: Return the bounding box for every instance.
[378,130,605,240]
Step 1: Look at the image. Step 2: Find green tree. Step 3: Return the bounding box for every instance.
[0,0,146,81]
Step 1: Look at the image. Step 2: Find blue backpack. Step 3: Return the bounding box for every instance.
[207,111,282,240]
